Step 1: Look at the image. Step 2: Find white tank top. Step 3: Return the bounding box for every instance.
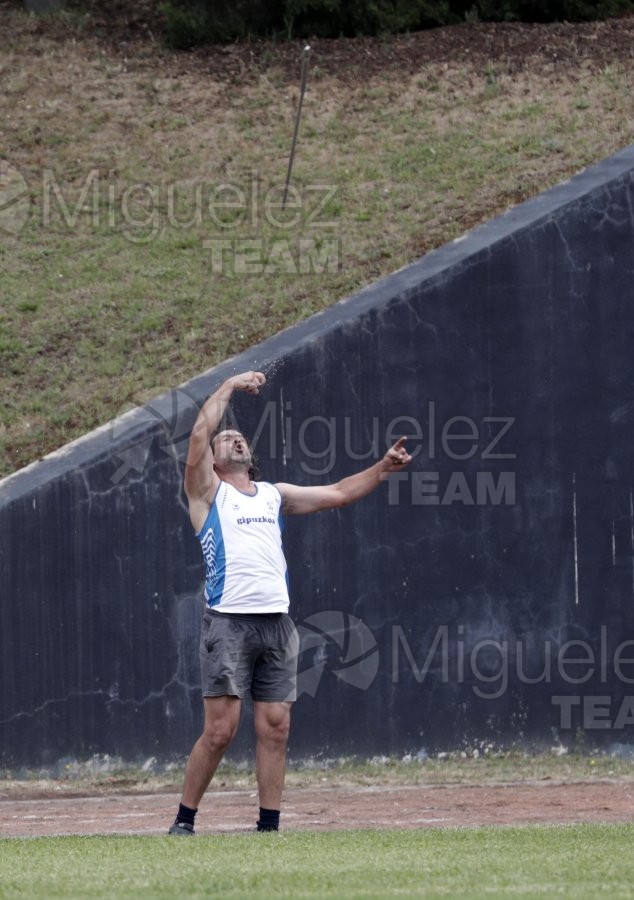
[196,480,289,613]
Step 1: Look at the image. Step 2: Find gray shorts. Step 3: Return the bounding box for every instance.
[200,609,299,702]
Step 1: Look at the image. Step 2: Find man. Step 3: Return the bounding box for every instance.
[168,370,412,835]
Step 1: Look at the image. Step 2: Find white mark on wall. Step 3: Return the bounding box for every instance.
[280,387,287,469]
[612,519,616,566]
[572,472,579,606]
[630,489,634,600]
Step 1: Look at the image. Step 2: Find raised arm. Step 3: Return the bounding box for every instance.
[184,371,265,527]
[276,436,412,515]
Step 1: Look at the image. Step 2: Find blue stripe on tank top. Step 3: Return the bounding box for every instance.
[203,502,226,607]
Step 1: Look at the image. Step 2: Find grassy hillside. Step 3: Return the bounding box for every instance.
[1,5,634,477]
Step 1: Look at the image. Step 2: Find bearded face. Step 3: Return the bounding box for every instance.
[211,429,254,471]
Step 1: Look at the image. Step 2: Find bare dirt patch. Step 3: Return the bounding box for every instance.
[5,3,634,81]
[2,779,634,837]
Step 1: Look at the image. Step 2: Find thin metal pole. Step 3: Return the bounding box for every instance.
[281,45,311,211]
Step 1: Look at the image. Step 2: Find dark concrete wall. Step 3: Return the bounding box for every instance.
[2,145,634,768]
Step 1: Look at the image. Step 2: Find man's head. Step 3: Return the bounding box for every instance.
[211,429,258,480]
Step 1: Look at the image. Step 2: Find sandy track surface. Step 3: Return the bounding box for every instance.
[2,780,633,838]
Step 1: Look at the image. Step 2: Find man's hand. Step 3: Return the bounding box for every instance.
[381,436,412,474]
[227,371,266,395]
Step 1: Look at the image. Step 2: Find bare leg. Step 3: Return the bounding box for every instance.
[254,701,292,810]
[181,695,242,809]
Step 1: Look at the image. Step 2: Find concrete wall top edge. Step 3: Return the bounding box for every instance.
[2,142,633,505]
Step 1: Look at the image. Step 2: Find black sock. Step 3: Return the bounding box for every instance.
[256,807,280,832]
[175,803,197,827]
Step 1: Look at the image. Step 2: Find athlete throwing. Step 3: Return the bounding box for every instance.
[168,371,412,835]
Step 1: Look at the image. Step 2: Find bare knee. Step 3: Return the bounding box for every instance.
[199,722,235,755]
[266,718,290,747]
[255,703,291,747]
[198,697,241,755]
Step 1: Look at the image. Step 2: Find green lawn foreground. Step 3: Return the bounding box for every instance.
[1,824,634,899]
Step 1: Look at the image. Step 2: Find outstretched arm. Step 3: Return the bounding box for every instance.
[184,371,265,525]
[276,437,412,515]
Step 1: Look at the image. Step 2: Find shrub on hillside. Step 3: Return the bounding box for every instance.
[160,0,634,47]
